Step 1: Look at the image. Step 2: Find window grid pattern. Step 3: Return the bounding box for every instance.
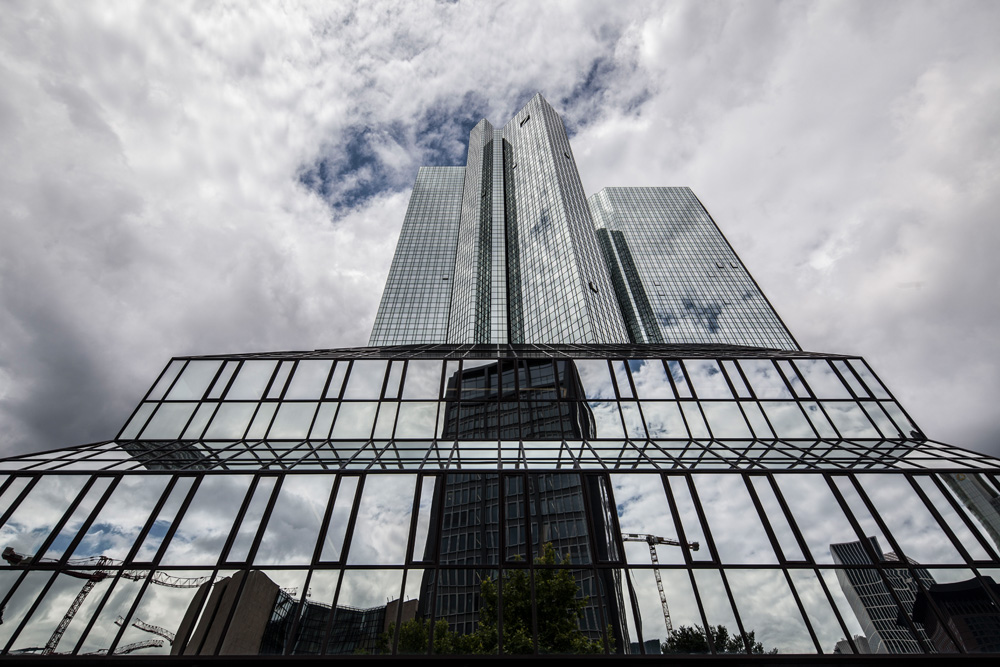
[369,167,465,346]
[502,94,629,344]
[590,187,799,350]
[1,467,998,656]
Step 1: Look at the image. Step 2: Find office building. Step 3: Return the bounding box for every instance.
[0,94,999,659]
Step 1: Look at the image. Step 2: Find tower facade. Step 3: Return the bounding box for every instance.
[1,94,999,660]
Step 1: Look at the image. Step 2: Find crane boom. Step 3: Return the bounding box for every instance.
[621,533,699,636]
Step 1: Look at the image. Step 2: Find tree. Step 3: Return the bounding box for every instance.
[379,543,610,655]
[662,624,776,655]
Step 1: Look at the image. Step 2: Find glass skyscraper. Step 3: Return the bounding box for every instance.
[1,94,999,660]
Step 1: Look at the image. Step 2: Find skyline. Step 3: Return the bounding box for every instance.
[1,1,998,458]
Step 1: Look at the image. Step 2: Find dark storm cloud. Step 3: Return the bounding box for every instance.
[0,0,998,462]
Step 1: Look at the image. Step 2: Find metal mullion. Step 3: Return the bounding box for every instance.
[334,475,366,565]
[123,475,182,564]
[824,474,935,652]
[846,474,970,652]
[71,568,130,655]
[811,564,859,654]
[741,474,786,565]
[31,475,101,562]
[59,475,122,564]
[311,475,343,565]
[149,475,203,568]
[2,569,57,654]
[780,568,822,653]
[404,474,425,565]
[318,570,346,655]
[825,358,862,401]
[905,474,979,564]
[715,568,751,654]
[683,474,721,564]
[929,473,1000,561]
[237,474,283,566]
[0,475,39,529]
[766,473,815,563]
[208,565,253,656]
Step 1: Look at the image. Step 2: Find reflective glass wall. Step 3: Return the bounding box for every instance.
[1,345,998,656]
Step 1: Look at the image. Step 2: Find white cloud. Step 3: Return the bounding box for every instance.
[0,0,997,459]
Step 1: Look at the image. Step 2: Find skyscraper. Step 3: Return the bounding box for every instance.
[1,94,999,660]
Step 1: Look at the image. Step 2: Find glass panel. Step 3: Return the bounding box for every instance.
[373,403,398,439]
[329,569,403,654]
[167,360,222,400]
[692,570,741,649]
[684,360,731,399]
[831,360,867,398]
[206,360,239,399]
[119,402,155,439]
[284,360,333,400]
[265,361,294,399]
[383,361,404,400]
[816,568,867,652]
[693,475,777,564]
[774,475,859,564]
[575,360,615,400]
[133,477,195,561]
[227,361,277,400]
[629,360,674,399]
[0,475,88,558]
[159,475,253,566]
[330,403,377,440]
[612,475,685,565]
[320,477,359,562]
[666,361,692,398]
[861,401,901,438]
[655,569,709,654]
[665,477,710,562]
[411,477,436,562]
[246,403,277,440]
[589,402,624,439]
[146,359,184,401]
[226,476,278,563]
[325,361,348,399]
[727,569,813,653]
[256,475,335,566]
[181,403,214,439]
[347,476,416,565]
[681,403,710,439]
[761,403,814,439]
[268,403,318,440]
[740,402,773,438]
[73,572,146,655]
[170,570,237,654]
[7,571,105,654]
[641,402,687,439]
[394,403,438,439]
[292,569,339,654]
[739,360,792,399]
[213,569,309,655]
[787,569,853,654]
[721,360,751,398]
[937,472,1000,554]
[310,404,336,439]
[848,359,891,399]
[793,360,852,399]
[802,402,838,438]
[342,360,388,400]
[856,474,964,564]
[140,403,197,439]
[42,477,114,560]
[610,361,633,399]
[402,361,442,400]
[776,360,809,398]
[747,477,804,561]
[620,403,645,439]
[701,404,751,439]
[204,403,255,439]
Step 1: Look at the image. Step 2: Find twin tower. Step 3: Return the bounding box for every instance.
[370,93,798,350]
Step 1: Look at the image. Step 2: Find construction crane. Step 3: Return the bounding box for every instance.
[3,546,209,655]
[621,533,699,635]
[115,616,176,643]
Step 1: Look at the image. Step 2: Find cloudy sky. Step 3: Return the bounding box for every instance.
[1,0,998,459]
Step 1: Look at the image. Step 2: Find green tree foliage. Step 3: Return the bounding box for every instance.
[379,543,609,655]
[661,624,776,654]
